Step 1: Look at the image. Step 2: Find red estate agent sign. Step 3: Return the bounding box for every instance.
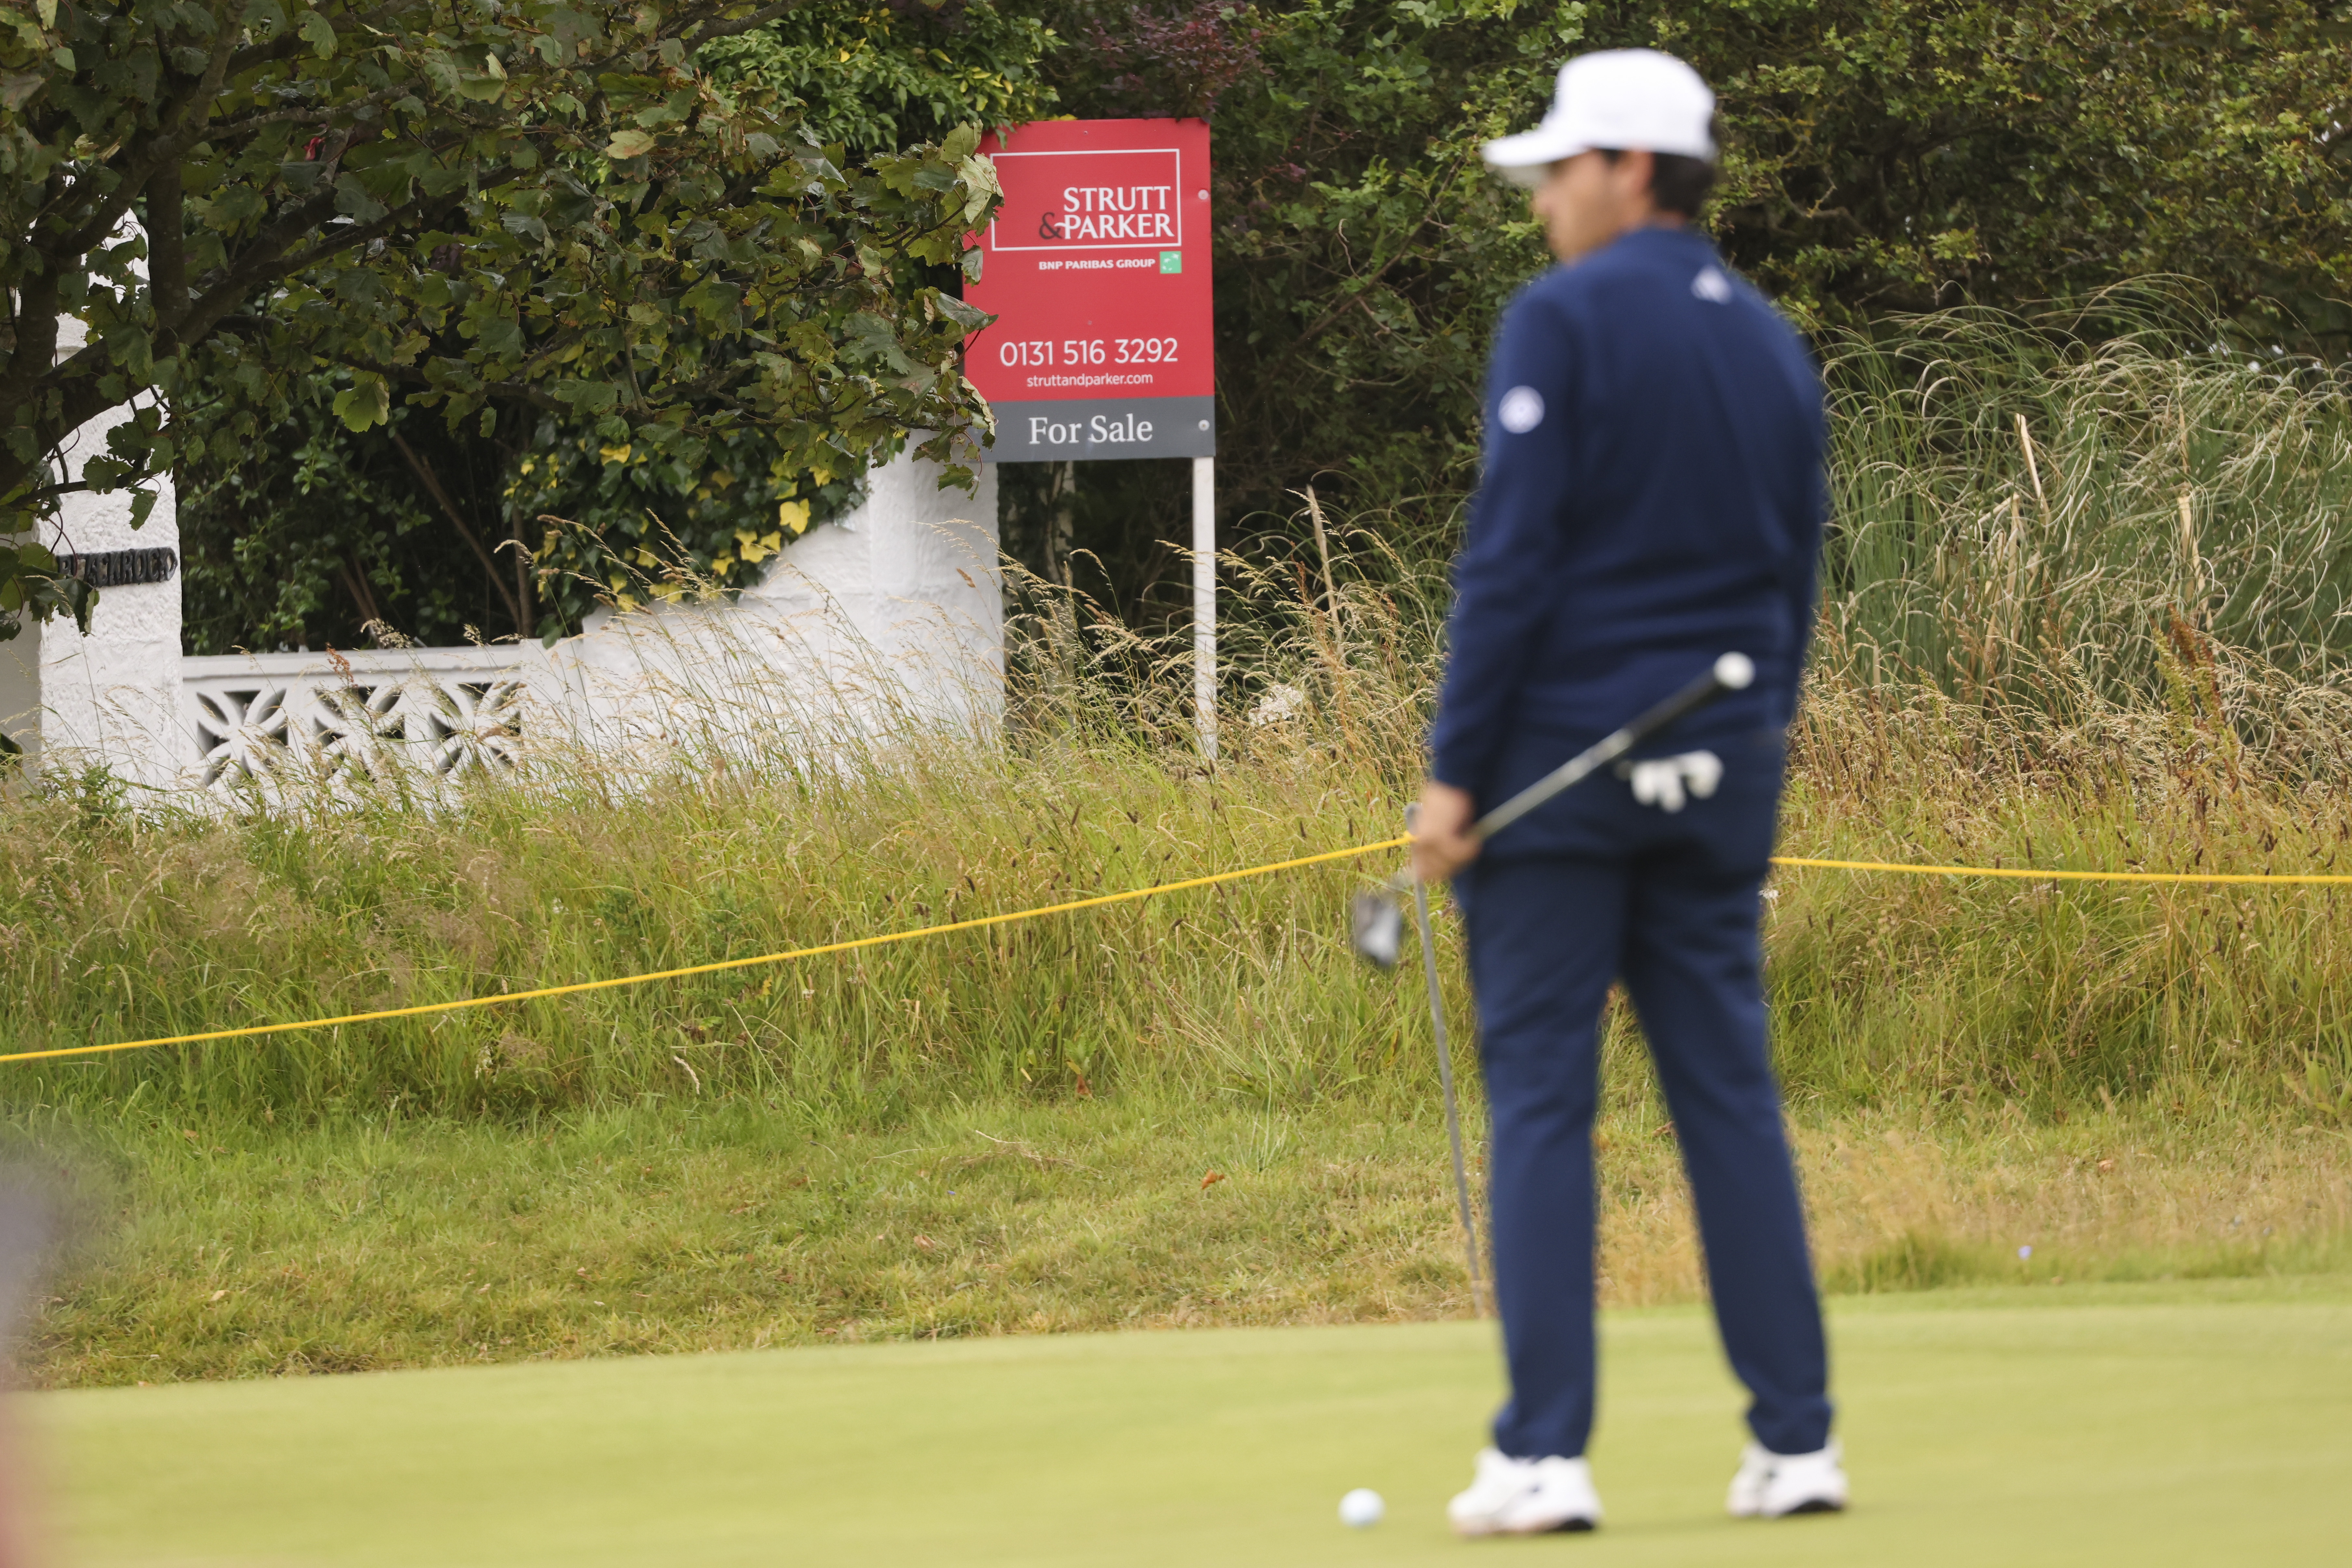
[964,118,1213,463]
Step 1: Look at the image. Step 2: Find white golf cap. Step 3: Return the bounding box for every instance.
[1482,50,1716,189]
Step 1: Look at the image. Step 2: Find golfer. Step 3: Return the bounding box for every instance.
[1414,50,1843,1534]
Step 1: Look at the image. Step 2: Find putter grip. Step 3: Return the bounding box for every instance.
[1474,652,1753,839]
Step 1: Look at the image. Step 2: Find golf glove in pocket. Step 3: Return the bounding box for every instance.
[1624,750,1722,813]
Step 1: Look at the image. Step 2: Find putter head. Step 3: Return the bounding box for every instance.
[1351,890,1404,969]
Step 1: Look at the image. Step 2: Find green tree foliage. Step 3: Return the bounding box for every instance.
[19,0,2349,651]
[177,365,874,651]
[173,0,1054,653]
[1033,0,2352,548]
[0,0,1000,645]
[183,386,528,652]
[183,392,461,653]
[512,418,872,630]
[705,0,1053,155]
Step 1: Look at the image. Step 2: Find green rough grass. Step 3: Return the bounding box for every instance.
[23,1097,1475,1385]
[36,1279,2352,1567]
[10,680,2352,1124]
[19,1093,2347,1387]
[10,327,2352,1391]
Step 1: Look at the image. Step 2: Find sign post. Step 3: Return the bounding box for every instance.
[1191,454,1214,761]
[965,118,1218,757]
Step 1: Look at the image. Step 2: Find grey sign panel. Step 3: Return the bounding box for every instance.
[987,396,1215,462]
[56,547,178,587]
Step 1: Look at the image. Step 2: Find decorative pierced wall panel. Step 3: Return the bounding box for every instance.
[181,648,535,790]
[29,449,1000,795]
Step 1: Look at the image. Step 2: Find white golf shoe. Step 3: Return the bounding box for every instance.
[1447,1447,1604,1536]
[1725,1440,1848,1518]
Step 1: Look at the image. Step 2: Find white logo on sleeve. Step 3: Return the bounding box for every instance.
[1692,267,1734,303]
[1497,386,1545,433]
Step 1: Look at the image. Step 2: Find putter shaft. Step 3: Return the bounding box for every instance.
[1414,867,1487,1320]
[1405,802,1487,1320]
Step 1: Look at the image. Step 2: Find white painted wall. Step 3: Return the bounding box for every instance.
[534,444,1002,771]
[8,405,998,791]
[13,315,182,787]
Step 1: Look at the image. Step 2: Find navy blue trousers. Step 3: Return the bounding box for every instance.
[1455,736,1830,1460]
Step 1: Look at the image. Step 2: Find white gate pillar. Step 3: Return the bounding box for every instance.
[13,316,183,786]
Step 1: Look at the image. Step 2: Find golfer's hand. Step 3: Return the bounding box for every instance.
[1411,780,1481,882]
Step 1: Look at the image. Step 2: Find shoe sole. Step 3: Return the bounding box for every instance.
[1452,1514,1601,1538]
[1499,1514,1600,1536]
[1764,1497,1846,1518]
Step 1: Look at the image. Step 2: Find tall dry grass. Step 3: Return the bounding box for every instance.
[4,299,2352,1130]
[1823,288,2352,772]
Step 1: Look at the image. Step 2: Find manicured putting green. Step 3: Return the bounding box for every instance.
[39,1278,2352,1566]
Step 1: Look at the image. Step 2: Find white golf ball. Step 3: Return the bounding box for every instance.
[1338,1487,1385,1528]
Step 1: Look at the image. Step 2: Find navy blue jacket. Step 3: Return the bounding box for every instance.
[1427,225,1827,837]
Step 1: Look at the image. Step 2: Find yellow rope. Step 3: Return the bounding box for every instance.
[11,836,2350,1070]
[0,836,1412,1067]
[1770,856,2352,887]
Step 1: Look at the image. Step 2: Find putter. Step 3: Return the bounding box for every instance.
[1351,651,1756,1318]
